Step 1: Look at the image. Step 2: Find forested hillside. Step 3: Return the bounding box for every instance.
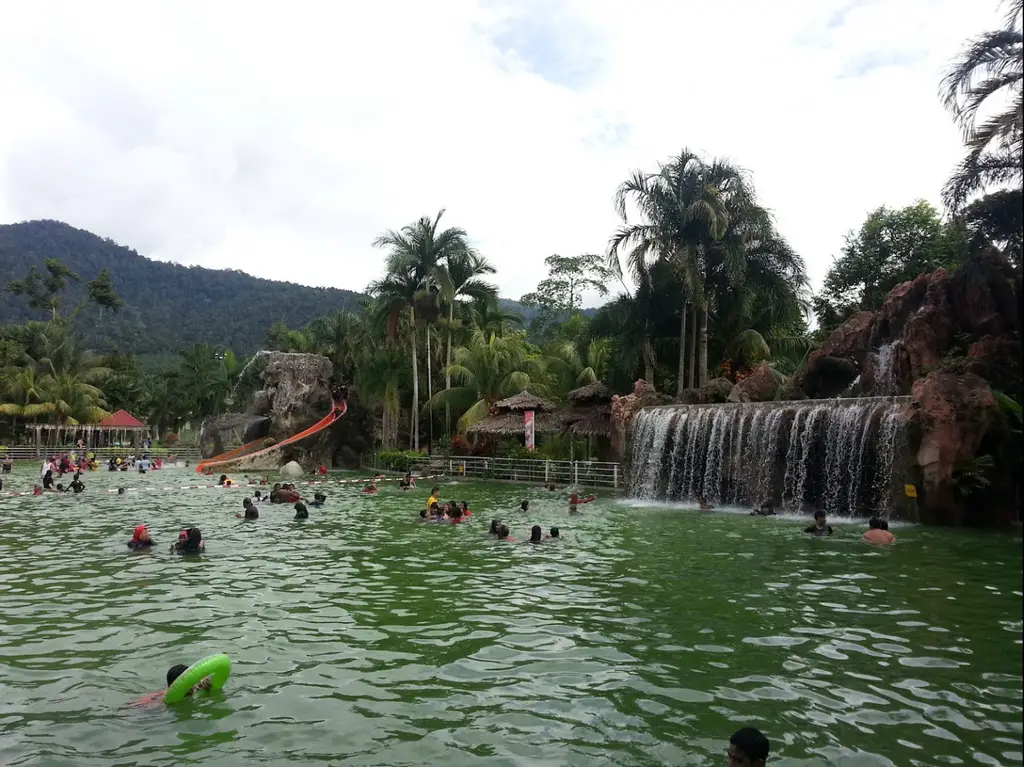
[0,220,539,359]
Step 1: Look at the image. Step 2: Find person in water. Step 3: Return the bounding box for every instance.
[545,526,560,539]
[527,525,543,544]
[363,481,378,494]
[519,500,530,512]
[805,510,834,537]
[238,498,259,520]
[750,500,775,516]
[426,487,440,511]
[569,492,596,511]
[65,473,86,494]
[417,510,429,522]
[2,455,13,473]
[863,517,896,544]
[728,727,770,767]
[42,468,55,491]
[117,487,126,495]
[460,501,471,517]
[173,527,204,553]
[312,491,326,508]
[127,525,154,549]
[166,664,213,697]
[294,502,308,519]
[450,506,464,522]
[489,519,501,535]
[697,496,713,511]
[496,524,513,540]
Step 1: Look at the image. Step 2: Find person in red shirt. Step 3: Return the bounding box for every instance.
[569,492,596,512]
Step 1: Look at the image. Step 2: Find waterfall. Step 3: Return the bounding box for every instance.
[874,341,903,396]
[628,397,909,516]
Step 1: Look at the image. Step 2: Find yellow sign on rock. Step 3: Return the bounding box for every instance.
[904,484,918,498]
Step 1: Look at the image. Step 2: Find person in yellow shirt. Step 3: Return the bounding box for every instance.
[425,486,440,511]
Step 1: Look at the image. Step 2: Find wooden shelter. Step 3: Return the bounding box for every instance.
[467,391,562,436]
[561,382,614,438]
[27,409,152,456]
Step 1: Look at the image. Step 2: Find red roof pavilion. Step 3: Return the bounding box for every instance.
[98,410,147,428]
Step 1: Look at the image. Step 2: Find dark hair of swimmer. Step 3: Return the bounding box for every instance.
[167,664,188,687]
[489,519,500,535]
[550,527,560,538]
[497,524,510,539]
[273,483,282,490]
[868,517,880,529]
[56,483,64,491]
[520,500,529,511]
[431,486,439,495]
[814,510,826,520]
[530,525,542,543]
[294,502,308,519]
[118,487,126,495]
[430,502,440,512]
[880,519,889,531]
[243,497,252,507]
[219,475,228,485]
[461,501,468,511]
[419,510,427,519]
[254,490,262,499]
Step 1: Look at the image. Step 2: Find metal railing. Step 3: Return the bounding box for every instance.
[0,445,203,462]
[362,453,622,489]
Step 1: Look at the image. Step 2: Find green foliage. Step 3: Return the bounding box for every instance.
[520,254,610,340]
[374,450,423,472]
[952,453,995,498]
[812,202,967,337]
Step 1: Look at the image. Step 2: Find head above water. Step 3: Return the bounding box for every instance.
[420,510,427,519]
[243,498,252,508]
[814,510,826,525]
[117,487,126,495]
[880,519,889,531]
[728,727,770,767]
[549,527,560,538]
[489,519,500,534]
[497,524,510,539]
[167,664,188,687]
[520,500,529,511]
[530,525,542,542]
[273,483,282,491]
[868,517,880,529]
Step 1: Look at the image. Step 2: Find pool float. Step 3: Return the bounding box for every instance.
[164,653,232,704]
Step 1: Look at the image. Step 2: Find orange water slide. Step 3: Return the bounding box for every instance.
[196,401,347,474]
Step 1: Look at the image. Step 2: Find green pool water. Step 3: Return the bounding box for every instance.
[0,466,1021,767]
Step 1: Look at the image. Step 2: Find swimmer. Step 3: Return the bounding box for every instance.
[33,484,43,495]
[363,481,378,494]
[294,502,308,519]
[260,475,270,486]
[489,519,501,535]
[270,483,283,503]
[450,506,464,522]
[527,525,543,544]
[569,492,596,512]
[65,473,86,494]
[728,727,770,767]
[238,498,259,520]
[166,664,213,697]
[254,490,263,502]
[312,491,326,508]
[804,510,833,537]
[519,500,530,512]
[880,519,891,531]
[496,524,514,541]
[417,510,429,522]
[117,487,126,495]
[750,500,775,517]
[218,474,229,486]
[863,517,895,544]
[426,487,440,512]
[42,468,55,491]
[697,496,713,511]
[55,483,65,492]
[460,501,471,517]
[127,524,154,549]
[173,527,204,554]
[2,455,13,473]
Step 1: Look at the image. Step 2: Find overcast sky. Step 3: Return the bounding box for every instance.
[0,0,1001,304]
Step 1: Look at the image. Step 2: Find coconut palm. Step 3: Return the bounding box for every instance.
[609,150,750,393]
[424,330,548,432]
[941,0,1023,209]
[370,209,474,450]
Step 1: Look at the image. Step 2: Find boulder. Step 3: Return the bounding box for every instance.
[907,372,997,525]
[700,377,733,404]
[796,311,874,398]
[678,388,703,405]
[728,363,784,403]
[280,461,304,478]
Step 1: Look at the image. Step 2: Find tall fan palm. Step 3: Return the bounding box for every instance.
[470,300,523,338]
[608,150,748,393]
[941,0,1023,209]
[370,209,473,450]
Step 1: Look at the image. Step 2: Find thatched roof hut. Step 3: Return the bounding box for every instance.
[492,391,557,413]
[561,382,614,438]
[467,390,560,436]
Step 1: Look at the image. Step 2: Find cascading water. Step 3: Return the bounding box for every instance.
[628,397,910,516]
[874,341,903,396]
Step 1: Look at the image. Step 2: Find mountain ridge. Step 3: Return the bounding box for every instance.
[0,219,551,359]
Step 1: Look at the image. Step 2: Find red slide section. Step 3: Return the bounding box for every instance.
[196,401,347,474]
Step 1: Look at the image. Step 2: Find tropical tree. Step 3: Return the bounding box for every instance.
[609,150,750,393]
[940,0,1023,210]
[369,209,474,450]
[424,330,548,432]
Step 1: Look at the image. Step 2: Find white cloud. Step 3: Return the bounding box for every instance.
[0,0,1003,304]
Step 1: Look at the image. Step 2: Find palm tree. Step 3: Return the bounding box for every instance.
[370,209,474,450]
[471,301,524,338]
[941,0,1023,209]
[609,150,749,393]
[424,330,548,432]
[442,252,497,432]
[355,344,408,448]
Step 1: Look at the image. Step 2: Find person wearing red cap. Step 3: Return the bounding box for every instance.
[127,525,154,549]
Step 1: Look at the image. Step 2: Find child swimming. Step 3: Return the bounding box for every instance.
[127,525,153,548]
[130,663,214,708]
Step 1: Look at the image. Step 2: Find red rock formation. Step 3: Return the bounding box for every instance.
[728,362,783,402]
[907,372,997,525]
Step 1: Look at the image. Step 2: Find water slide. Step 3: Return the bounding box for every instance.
[196,401,347,474]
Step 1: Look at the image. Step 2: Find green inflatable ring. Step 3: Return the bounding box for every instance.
[163,653,232,704]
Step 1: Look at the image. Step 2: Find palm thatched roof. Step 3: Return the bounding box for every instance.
[466,411,564,435]
[562,404,612,437]
[492,390,556,413]
[567,381,614,406]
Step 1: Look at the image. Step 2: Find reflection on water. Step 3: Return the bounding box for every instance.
[0,467,1021,766]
